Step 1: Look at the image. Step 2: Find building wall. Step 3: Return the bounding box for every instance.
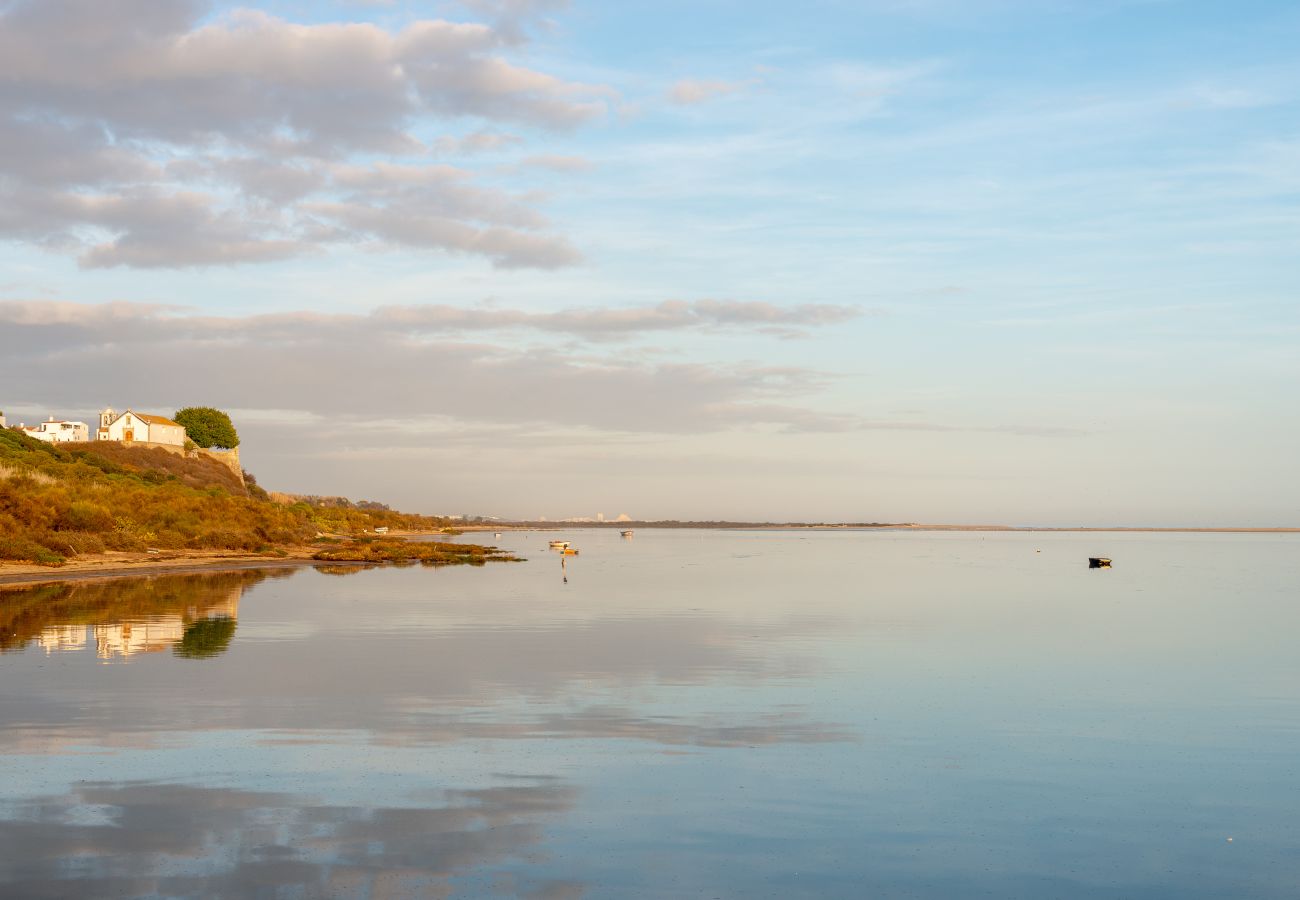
[149,422,186,447]
[22,421,89,443]
[105,412,151,443]
[103,414,183,447]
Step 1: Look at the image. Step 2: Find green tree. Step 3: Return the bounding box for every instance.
[174,407,240,449]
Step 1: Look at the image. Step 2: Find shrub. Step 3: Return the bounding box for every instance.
[0,536,51,562]
[58,501,115,533]
[40,532,107,556]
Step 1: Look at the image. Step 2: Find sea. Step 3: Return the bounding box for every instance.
[1,529,1297,898]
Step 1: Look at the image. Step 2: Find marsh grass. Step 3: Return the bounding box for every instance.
[312,538,521,567]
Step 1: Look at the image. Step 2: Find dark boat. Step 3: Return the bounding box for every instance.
[1089,557,1112,568]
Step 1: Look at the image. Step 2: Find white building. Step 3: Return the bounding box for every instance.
[97,408,186,447]
[20,418,90,443]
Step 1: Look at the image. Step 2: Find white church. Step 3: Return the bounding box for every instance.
[6,407,187,448]
[95,408,187,447]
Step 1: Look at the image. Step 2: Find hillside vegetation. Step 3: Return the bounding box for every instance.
[0,429,452,566]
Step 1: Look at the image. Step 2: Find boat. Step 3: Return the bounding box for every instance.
[621,530,634,538]
[1088,557,1112,568]
[561,548,580,556]
[548,540,570,549]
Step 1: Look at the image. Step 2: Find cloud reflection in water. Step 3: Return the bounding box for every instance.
[0,779,580,900]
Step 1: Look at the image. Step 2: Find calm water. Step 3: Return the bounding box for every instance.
[1,530,1298,898]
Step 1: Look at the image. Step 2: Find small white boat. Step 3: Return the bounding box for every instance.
[548,540,571,549]
[621,530,634,538]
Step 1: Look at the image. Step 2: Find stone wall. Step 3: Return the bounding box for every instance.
[198,446,242,480]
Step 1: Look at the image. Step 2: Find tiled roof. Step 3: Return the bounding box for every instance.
[132,412,182,428]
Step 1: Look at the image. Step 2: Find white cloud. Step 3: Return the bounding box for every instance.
[668,78,748,105]
[518,154,595,173]
[0,0,613,269]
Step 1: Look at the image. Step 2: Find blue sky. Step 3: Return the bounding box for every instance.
[1,0,1296,524]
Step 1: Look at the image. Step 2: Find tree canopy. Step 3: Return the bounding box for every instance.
[174,407,240,449]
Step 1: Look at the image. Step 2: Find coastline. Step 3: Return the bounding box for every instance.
[2,524,1296,590]
[467,522,1300,534]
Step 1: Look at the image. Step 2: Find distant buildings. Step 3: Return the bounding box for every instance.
[18,418,90,443]
[5,407,187,447]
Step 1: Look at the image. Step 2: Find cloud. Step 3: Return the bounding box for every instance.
[0,297,865,435]
[0,0,611,268]
[432,130,527,156]
[0,298,1076,440]
[668,78,749,105]
[456,0,571,44]
[518,154,595,173]
[0,296,862,341]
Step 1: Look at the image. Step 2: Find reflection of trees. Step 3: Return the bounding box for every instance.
[174,617,237,659]
[0,569,287,657]
[314,564,369,577]
[0,779,582,899]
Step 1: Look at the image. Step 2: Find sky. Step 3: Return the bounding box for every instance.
[1,0,1297,525]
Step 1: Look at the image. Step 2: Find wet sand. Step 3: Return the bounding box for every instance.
[0,549,321,589]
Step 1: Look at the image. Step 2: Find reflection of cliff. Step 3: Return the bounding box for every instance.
[0,569,286,659]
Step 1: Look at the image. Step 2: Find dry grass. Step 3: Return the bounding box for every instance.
[0,463,57,485]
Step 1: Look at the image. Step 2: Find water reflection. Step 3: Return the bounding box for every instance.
[0,570,281,661]
[0,778,579,900]
[0,563,852,758]
[4,532,1295,897]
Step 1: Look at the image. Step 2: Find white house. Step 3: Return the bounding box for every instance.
[97,408,186,447]
[20,418,90,443]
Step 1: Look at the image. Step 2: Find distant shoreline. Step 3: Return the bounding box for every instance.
[2,524,1296,589]
[463,522,1300,534]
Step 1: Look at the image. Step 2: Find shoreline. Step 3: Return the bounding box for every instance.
[2,524,1296,589]
[0,549,322,590]
[466,523,1300,534]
